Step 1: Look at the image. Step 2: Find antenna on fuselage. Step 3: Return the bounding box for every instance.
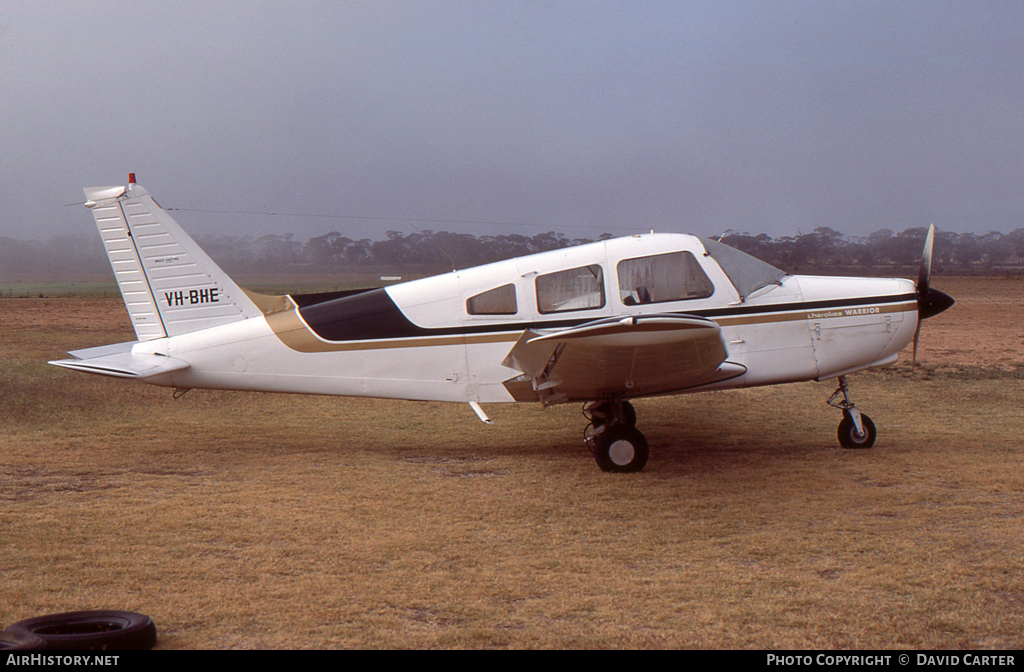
[408,221,457,272]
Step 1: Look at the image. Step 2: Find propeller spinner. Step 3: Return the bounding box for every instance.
[913,225,955,363]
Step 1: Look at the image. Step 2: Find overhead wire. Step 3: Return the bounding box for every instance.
[162,206,640,235]
[64,201,645,235]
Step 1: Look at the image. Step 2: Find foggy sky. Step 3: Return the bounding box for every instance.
[1,0,1022,244]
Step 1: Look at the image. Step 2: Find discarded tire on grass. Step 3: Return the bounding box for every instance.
[0,631,46,650]
[4,611,156,650]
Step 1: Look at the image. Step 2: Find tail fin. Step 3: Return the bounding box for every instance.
[84,178,264,340]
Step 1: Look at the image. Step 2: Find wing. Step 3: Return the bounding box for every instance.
[501,314,745,405]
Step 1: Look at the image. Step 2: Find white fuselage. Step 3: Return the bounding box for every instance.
[127,234,919,405]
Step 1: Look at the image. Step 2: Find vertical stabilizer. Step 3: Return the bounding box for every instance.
[84,179,264,340]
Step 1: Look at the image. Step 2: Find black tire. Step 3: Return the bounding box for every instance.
[4,610,157,651]
[594,426,649,473]
[838,412,877,449]
[0,631,46,650]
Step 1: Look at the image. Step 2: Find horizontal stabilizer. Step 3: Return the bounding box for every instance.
[66,341,138,360]
[49,352,190,380]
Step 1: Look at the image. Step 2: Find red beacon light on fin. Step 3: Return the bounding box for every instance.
[128,172,137,185]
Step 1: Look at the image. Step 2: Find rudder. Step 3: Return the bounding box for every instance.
[84,177,264,340]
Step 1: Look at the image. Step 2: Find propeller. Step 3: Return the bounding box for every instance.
[912,224,955,365]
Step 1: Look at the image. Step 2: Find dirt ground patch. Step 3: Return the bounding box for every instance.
[916,276,1024,368]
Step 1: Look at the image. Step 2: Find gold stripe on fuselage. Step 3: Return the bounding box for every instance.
[717,300,916,327]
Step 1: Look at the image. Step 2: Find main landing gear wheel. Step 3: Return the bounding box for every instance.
[584,400,649,472]
[838,412,876,449]
[593,426,649,473]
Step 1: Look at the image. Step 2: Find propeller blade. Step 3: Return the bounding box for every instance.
[911,224,953,367]
[918,224,935,301]
[912,320,922,366]
[916,224,954,319]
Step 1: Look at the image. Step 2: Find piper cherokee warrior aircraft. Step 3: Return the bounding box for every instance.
[51,176,954,472]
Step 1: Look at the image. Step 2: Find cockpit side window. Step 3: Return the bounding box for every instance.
[466,283,518,315]
[536,265,605,314]
[616,251,714,305]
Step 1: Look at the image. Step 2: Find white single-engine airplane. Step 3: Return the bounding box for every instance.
[51,176,954,472]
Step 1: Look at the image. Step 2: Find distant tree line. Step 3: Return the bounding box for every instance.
[3,226,1024,281]
[718,226,1024,275]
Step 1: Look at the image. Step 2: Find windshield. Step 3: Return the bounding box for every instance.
[697,237,787,301]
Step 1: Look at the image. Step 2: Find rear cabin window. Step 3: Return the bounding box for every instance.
[466,284,518,315]
[536,265,605,314]
[617,251,714,305]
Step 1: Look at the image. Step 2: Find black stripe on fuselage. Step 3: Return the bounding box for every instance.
[296,288,918,343]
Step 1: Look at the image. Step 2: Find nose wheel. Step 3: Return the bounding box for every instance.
[584,400,649,472]
[827,376,877,449]
[838,411,876,449]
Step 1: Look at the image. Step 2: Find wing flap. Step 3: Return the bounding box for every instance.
[502,314,736,404]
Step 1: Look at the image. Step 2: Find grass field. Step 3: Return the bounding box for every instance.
[1,277,1022,649]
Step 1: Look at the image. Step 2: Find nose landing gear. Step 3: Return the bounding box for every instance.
[827,375,877,449]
